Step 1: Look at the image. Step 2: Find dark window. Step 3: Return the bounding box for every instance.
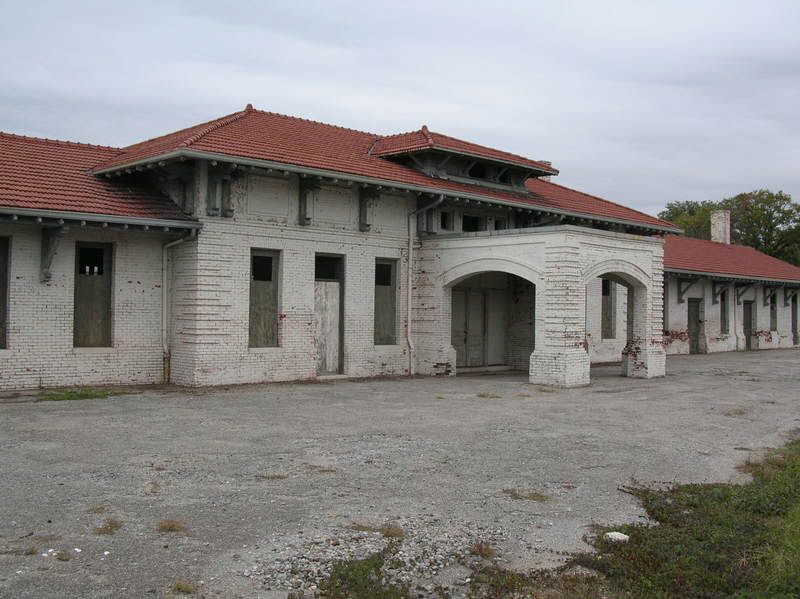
[440,211,453,231]
[252,255,273,282]
[315,255,341,281]
[720,289,729,334]
[602,279,611,296]
[0,237,8,349]
[374,259,397,345]
[462,214,484,232]
[770,291,778,331]
[249,250,279,347]
[74,242,112,347]
[494,218,507,230]
[78,246,105,276]
[375,262,393,286]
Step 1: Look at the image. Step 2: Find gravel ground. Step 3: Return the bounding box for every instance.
[1,350,799,598]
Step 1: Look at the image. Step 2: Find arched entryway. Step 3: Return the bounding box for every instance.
[441,258,542,375]
[582,260,665,380]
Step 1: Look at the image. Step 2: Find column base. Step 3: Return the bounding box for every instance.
[621,344,666,378]
[529,348,590,388]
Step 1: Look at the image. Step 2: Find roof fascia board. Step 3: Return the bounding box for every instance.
[0,206,201,229]
[664,267,800,285]
[94,149,681,234]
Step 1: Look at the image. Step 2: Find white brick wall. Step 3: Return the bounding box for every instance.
[168,174,414,386]
[663,276,799,354]
[0,223,166,391]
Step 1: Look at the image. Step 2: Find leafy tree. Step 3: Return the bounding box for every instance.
[658,200,719,239]
[658,190,800,265]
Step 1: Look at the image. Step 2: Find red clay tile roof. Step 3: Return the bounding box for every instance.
[93,105,675,231]
[663,235,800,283]
[370,125,558,174]
[0,132,192,222]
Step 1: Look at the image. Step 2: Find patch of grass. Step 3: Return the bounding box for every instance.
[304,463,337,474]
[470,566,607,599]
[256,473,288,480]
[145,481,161,495]
[477,392,502,399]
[435,395,446,400]
[537,386,557,393]
[55,549,71,561]
[157,519,188,533]
[170,579,197,595]
[37,388,111,402]
[515,392,532,398]
[87,504,107,514]
[503,488,550,502]
[93,517,123,535]
[724,407,748,417]
[469,539,497,559]
[569,439,800,598]
[23,546,37,556]
[323,552,409,599]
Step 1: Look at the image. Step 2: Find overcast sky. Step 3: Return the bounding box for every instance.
[1,1,798,217]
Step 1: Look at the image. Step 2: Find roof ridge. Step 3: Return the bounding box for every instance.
[536,179,674,228]
[247,106,380,137]
[420,125,434,145]
[0,130,120,152]
[178,107,251,148]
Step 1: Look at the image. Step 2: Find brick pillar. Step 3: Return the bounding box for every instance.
[529,245,590,387]
[620,252,666,379]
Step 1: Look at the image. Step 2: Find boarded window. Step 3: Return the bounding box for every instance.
[0,237,8,349]
[74,242,112,347]
[720,289,729,334]
[601,278,616,339]
[249,250,279,347]
[462,214,485,232]
[374,259,397,345]
[770,291,778,331]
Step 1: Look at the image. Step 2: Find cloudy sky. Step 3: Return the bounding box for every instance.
[1,1,797,217]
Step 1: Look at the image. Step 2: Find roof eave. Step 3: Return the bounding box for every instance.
[0,206,201,230]
[664,267,800,286]
[94,149,679,234]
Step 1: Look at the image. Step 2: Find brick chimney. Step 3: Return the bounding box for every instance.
[710,209,731,244]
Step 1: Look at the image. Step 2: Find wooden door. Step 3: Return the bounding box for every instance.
[74,243,112,347]
[485,289,507,365]
[743,301,754,350]
[314,281,341,374]
[465,291,485,366]
[687,298,702,354]
[792,295,798,345]
[451,290,467,367]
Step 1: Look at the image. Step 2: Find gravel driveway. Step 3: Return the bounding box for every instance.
[1,350,799,598]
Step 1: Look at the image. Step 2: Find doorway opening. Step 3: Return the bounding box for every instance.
[450,272,535,370]
[743,300,755,351]
[687,298,704,354]
[314,254,344,375]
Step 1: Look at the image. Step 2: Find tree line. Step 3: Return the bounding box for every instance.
[658,189,800,265]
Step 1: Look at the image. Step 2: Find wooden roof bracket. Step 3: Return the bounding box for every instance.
[784,287,798,307]
[735,283,754,305]
[40,225,69,283]
[763,286,778,307]
[711,280,730,304]
[677,277,701,303]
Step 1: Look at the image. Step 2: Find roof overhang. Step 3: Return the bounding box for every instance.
[665,267,800,286]
[0,206,201,232]
[374,145,559,177]
[94,149,680,235]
